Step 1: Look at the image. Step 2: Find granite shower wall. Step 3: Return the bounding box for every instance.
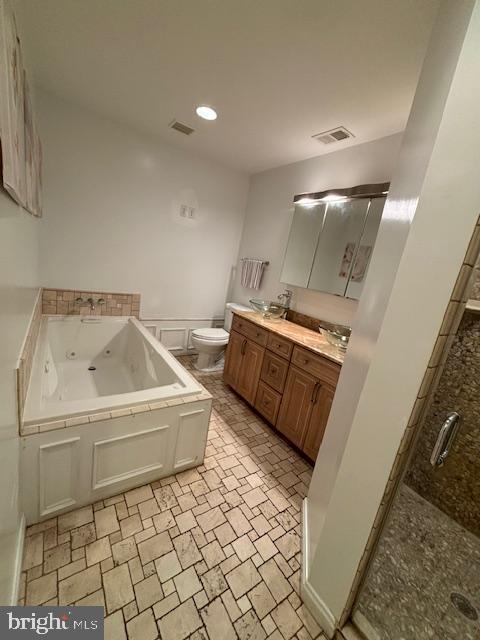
[406,305,480,536]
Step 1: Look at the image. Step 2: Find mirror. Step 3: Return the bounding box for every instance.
[281,201,326,288]
[280,183,388,300]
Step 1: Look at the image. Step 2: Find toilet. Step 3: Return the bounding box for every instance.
[191,302,250,372]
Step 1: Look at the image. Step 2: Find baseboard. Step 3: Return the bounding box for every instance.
[10,513,26,605]
[301,498,337,639]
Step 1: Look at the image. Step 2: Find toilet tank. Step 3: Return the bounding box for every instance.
[224,302,251,332]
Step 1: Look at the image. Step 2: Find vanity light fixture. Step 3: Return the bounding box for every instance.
[196,105,217,121]
[320,194,347,202]
[297,197,316,205]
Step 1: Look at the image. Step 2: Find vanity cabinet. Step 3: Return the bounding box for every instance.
[276,366,318,448]
[302,384,334,460]
[224,313,341,461]
[224,330,265,405]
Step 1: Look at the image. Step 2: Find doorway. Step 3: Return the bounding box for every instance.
[351,266,480,639]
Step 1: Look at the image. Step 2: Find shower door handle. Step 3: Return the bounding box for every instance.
[430,411,461,468]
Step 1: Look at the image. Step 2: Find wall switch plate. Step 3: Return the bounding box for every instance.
[180,205,195,218]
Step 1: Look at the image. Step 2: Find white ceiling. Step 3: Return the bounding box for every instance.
[18,0,439,174]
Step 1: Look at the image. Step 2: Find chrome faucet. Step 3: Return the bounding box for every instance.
[277,289,293,309]
[87,297,106,312]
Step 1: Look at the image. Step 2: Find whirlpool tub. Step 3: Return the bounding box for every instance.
[21,315,212,523]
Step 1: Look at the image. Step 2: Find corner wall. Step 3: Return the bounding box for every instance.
[0,190,40,602]
[231,133,403,326]
[303,0,480,634]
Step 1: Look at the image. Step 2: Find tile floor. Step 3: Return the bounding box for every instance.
[19,355,325,640]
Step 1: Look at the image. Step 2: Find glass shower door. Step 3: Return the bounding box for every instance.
[352,303,480,640]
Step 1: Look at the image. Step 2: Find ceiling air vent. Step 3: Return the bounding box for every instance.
[312,126,354,145]
[169,120,195,136]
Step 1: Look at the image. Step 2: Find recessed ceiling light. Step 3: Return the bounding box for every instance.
[196,105,217,121]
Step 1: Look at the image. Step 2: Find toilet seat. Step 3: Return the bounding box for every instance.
[191,328,229,342]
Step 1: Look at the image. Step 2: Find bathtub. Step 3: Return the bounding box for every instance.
[20,315,212,524]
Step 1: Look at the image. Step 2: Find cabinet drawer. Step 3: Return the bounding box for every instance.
[266,332,293,360]
[291,345,341,386]
[255,381,282,425]
[232,314,269,347]
[261,351,289,393]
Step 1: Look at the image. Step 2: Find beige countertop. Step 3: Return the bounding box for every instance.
[233,309,345,365]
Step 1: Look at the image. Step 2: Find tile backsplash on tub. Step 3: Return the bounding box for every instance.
[17,289,42,425]
[42,288,141,317]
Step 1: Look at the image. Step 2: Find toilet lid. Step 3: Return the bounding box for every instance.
[192,328,229,341]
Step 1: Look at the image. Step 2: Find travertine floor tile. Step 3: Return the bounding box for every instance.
[226,559,261,599]
[59,565,101,605]
[105,610,127,640]
[22,532,44,571]
[134,574,163,611]
[126,608,158,640]
[26,573,57,605]
[157,598,202,640]
[174,566,202,602]
[94,506,120,539]
[86,537,111,566]
[138,531,173,565]
[271,599,302,639]
[201,597,236,640]
[103,564,134,613]
[58,505,93,534]
[156,549,182,582]
[20,356,316,640]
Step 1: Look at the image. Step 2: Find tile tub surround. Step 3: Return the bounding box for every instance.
[21,389,213,436]
[354,484,480,640]
[16,289,42,423]
[19,355,325,640]
[42,288,141,318]
[232,310,345,365]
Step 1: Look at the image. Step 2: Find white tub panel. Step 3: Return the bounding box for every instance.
[92,424,171,491]
[21,399,211,523]
[174,409,208,471]
[39,437,80,517]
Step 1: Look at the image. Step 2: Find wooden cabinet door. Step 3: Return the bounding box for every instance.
[277,366,317,449]
[255,380,282,425]
[303,384,335,461]
[261,351,289,393]
[236,340,265,405]
[223,330,245,389]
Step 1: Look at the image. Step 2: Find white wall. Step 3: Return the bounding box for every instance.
[303,0,480,634]
[37,91,249,320]
[231,133,403,326]
[0,190,40,603]
[0,3,41,603]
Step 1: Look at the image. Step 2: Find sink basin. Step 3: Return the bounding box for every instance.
[319,322,351,352]
[249,298,286,319]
